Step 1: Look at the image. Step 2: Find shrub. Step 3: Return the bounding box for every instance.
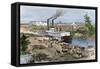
[20,34,30,54]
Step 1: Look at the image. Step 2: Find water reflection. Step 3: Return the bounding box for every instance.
[71,37,95,47]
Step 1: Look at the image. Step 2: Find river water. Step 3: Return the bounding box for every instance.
[71,37,95,47]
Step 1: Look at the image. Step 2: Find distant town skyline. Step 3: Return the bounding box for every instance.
[20,6,95,24]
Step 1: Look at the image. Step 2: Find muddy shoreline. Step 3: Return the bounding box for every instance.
[20,36,95,64]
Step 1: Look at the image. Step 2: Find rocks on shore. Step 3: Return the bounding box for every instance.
[23,36,95,63]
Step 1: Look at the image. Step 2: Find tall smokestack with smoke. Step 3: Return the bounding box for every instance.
[47,17,53,30]
[47,9,65,30]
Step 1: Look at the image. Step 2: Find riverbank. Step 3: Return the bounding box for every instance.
[20,36,95,64]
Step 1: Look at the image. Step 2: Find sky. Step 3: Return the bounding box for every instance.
[20,5,95,24]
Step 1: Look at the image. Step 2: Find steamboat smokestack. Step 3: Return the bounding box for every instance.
[47,9,65,30]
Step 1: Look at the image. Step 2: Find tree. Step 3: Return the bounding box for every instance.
[76,26,88,39]
[76,14,95,46]
[84,14,95,38]
[84,14,91,24]
[76,14,95,38]
[20,34,30,54]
